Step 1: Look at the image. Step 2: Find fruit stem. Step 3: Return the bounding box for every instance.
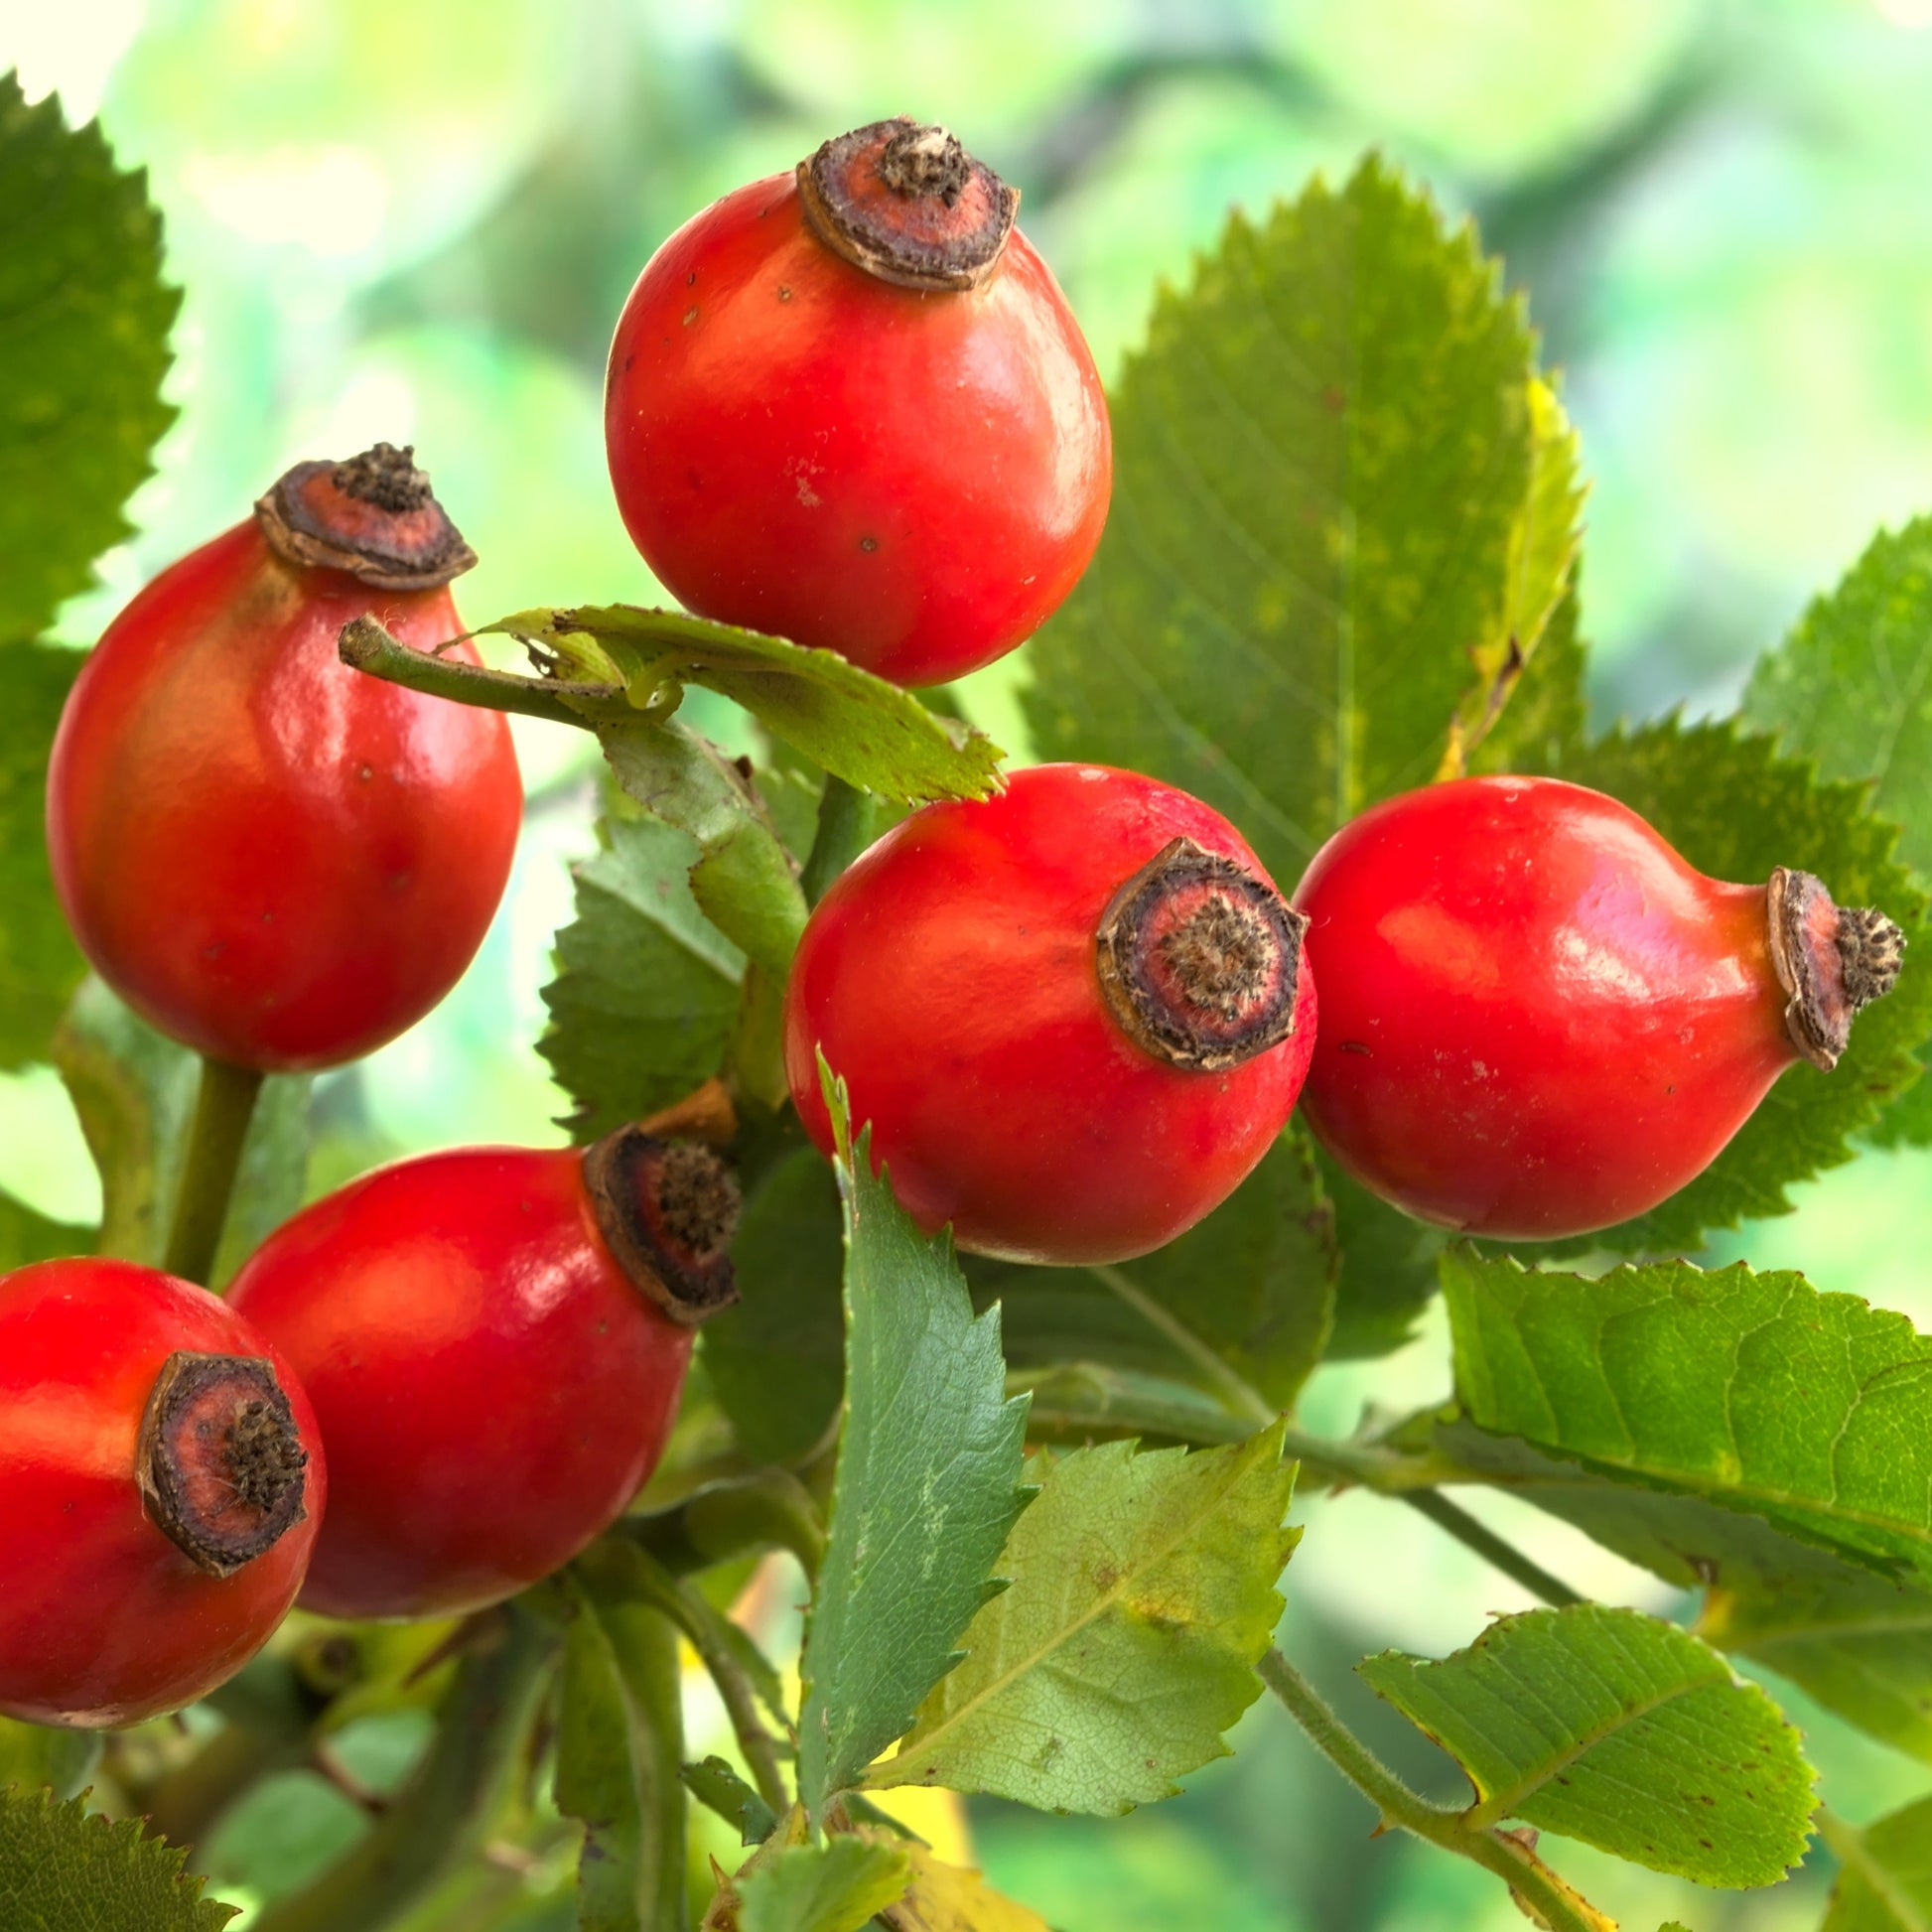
[247,1606,557,1932]
[800,774,875,906]
[337,615,633,729]
[1257,1649,1609,1932]
[163,1056,266,1287]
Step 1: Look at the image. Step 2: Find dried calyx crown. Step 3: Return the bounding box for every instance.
[1767,866,1906,1070]
[1096,838,1309,1072]
[256,441,477,591]
[138,1352,309,1578]
[797,116,1019,293]
[587,1128,742,1324]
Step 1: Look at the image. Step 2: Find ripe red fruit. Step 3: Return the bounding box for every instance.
[1292,774,1906,1239]
[225,1132,738,1620]
[783,763,1317,1264]
[0,1258,324,1727]
[47,444,522,1073]
[605,118,1112,688]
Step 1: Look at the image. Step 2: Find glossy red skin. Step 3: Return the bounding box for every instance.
[1292,775,1798,1239]
[47,519,522,1072]
[0,1259,325,1727]
[784,763,1317,1264]
[226,1146,692,1620]
[605,173,1112,687]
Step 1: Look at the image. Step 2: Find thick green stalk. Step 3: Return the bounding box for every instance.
[338,616,628,728]
[799,774,874,905]
[162,1056,264,1286]
[1258,1649,1607,1932]
[1397,1490,1585,1609]
[249,1608,556,1932]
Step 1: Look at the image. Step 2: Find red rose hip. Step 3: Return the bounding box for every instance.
[0,1258,325,1727]
[1292,774,1906,1239]
[783,763,1317,1264]
[47,443,522,1073]
[225,1131,737,1620]
[605,118,1112,687]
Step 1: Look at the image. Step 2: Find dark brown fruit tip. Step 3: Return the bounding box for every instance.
[1767,865,1906,1071]
[1096,837,1309,1072]
[138,1351,309,1579]
[587,1128,742,1325]
[797,117,1019,293]
[256,442,477,590]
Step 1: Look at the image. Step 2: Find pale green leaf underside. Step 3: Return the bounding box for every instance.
[1360,1604,1814,1886]
[796,1073,1031,1814]
[496,604,1004,806]
[1822,1799,1932,1932]
[1445,1251,1932,1588]
[737,1839,910,1932]
[539,812,745,1143]
[1024,153,1567,884]
[0,1789,237,1932]
[870,1426,1298,1815]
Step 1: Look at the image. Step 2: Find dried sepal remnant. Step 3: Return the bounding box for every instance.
[256,442,478,590]
[588,1127,743,1323]
[1766,865,1905,1070]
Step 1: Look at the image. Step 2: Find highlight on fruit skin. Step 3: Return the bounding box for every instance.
[1290,773,1904,1241]
[783,761,1317,1266]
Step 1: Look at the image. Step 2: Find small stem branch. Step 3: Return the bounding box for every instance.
[1398,1490,1585,1608]
[1087,1264,1277,1427]
[622,1469,828,1585]
[799,774,873,906]
[338,616,626,729]
[248,1606,557,1932]
[163,1057,264,1286]
[1258,1650,1607,1932]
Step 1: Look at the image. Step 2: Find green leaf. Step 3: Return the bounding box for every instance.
[796,1069,1032,1817]
[1359,1604,1815,1886]
[0,76,178,643]
[846,1833,1054,1932]
[1444,1249,1932,1587]
[969,1127,1334,1419]
[0,1188,92,1270]
[1542,718,1932,1254]
[1316,1144,1446,1360]
[1465,578,1588,780]
[497,605,1004,805]
[868,1425,1298,1814]
[1821,1797,1932,1930]
[0,1719,96,1804]
[736,1839,910,1932]
[0,644,85,1070]
[556,1570,688,1932]
[0,1787,238,1931]
[1024,154,1568,883]
[702,1145,846,1466]
[681,1756,777,1848]
[600,720,808,976]
[540,812,746,1144]
[52,979,310,1280]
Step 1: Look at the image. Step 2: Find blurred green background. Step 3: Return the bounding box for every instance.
[8,0,1932,1924]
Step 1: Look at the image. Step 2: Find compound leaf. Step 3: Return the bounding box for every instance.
[868,1426,1298,1814]
[1543,718,1932,1254]
[796,1070,1031,1817]
[1821,1797,1932,1931]
[1359,1604,1814,1886]
[969,1126,1334,1418]
[0,1787,237,1932]
[497,605,1003,805]
[0,643,85,1070]
[1024,155,1572,884]
[737,1839,910,1932]
[0,76,178,644]
[1444,1250,1932,1588]
[540,811,745,1143]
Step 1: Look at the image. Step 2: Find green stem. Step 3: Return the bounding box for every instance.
[1257,1650,1605,1932]
[338,616,628,729]
[622,1469,827,1585]
[798,774,873,906]
[249,1607,557,1932]
[1087,1265,1277,1426]
[1398,1490,1585,1608]
[163,1056,265,1286]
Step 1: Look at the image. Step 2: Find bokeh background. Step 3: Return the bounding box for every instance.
[7,0,1932,1924]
